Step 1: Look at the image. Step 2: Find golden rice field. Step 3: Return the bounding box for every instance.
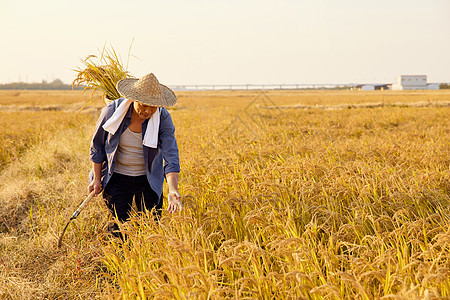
[0,89,449,299]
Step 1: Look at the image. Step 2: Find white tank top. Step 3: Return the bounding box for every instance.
[114,127,146,176]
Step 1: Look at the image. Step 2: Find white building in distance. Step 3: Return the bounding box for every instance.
[391,75,432,90]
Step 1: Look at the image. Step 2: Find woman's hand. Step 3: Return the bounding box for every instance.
[89,163,103,196]
[88,178,102,197]
[167,190,182,213]
[165,172,182,213]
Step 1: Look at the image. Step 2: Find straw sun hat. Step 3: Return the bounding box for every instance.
[116,73,177,107]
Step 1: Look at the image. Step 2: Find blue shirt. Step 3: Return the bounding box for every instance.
[89,98,180,198]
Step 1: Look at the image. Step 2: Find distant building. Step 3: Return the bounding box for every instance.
[362,84,375,91]
[391,75,428,90]
[427,83,439,90]
[352,84,375,91]
[374,84,391,90]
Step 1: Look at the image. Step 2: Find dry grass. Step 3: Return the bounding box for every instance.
[0,89,449,299]
[175,89,450,110]
[0,90,104,106]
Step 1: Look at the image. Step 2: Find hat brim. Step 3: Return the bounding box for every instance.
[116,78,177,107]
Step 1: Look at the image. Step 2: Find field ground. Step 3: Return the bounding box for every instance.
[0,89,449,299]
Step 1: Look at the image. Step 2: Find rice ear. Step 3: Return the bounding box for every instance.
[72,45,134,104]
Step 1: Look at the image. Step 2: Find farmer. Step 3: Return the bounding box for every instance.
[87,73,182,233]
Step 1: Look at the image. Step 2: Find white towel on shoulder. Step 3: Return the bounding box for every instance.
[102,98,160,148]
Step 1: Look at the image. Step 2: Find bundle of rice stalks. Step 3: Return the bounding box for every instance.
[72,46,133,104]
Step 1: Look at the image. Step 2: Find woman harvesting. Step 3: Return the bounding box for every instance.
[88,73,182,236]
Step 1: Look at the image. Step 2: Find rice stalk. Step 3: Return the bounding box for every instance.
[72,44,134,105]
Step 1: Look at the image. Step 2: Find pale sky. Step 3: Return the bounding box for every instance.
[1,0,449,85]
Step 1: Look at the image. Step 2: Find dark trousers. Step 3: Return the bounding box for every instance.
[103,173,163,222]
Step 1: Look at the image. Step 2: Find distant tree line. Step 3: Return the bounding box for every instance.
[1,79,449,90]
[0,79,84,90]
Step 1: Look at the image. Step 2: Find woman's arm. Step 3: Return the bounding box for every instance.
[158,108,182,213]
[158,109,180,175]
[88,103,115,196]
